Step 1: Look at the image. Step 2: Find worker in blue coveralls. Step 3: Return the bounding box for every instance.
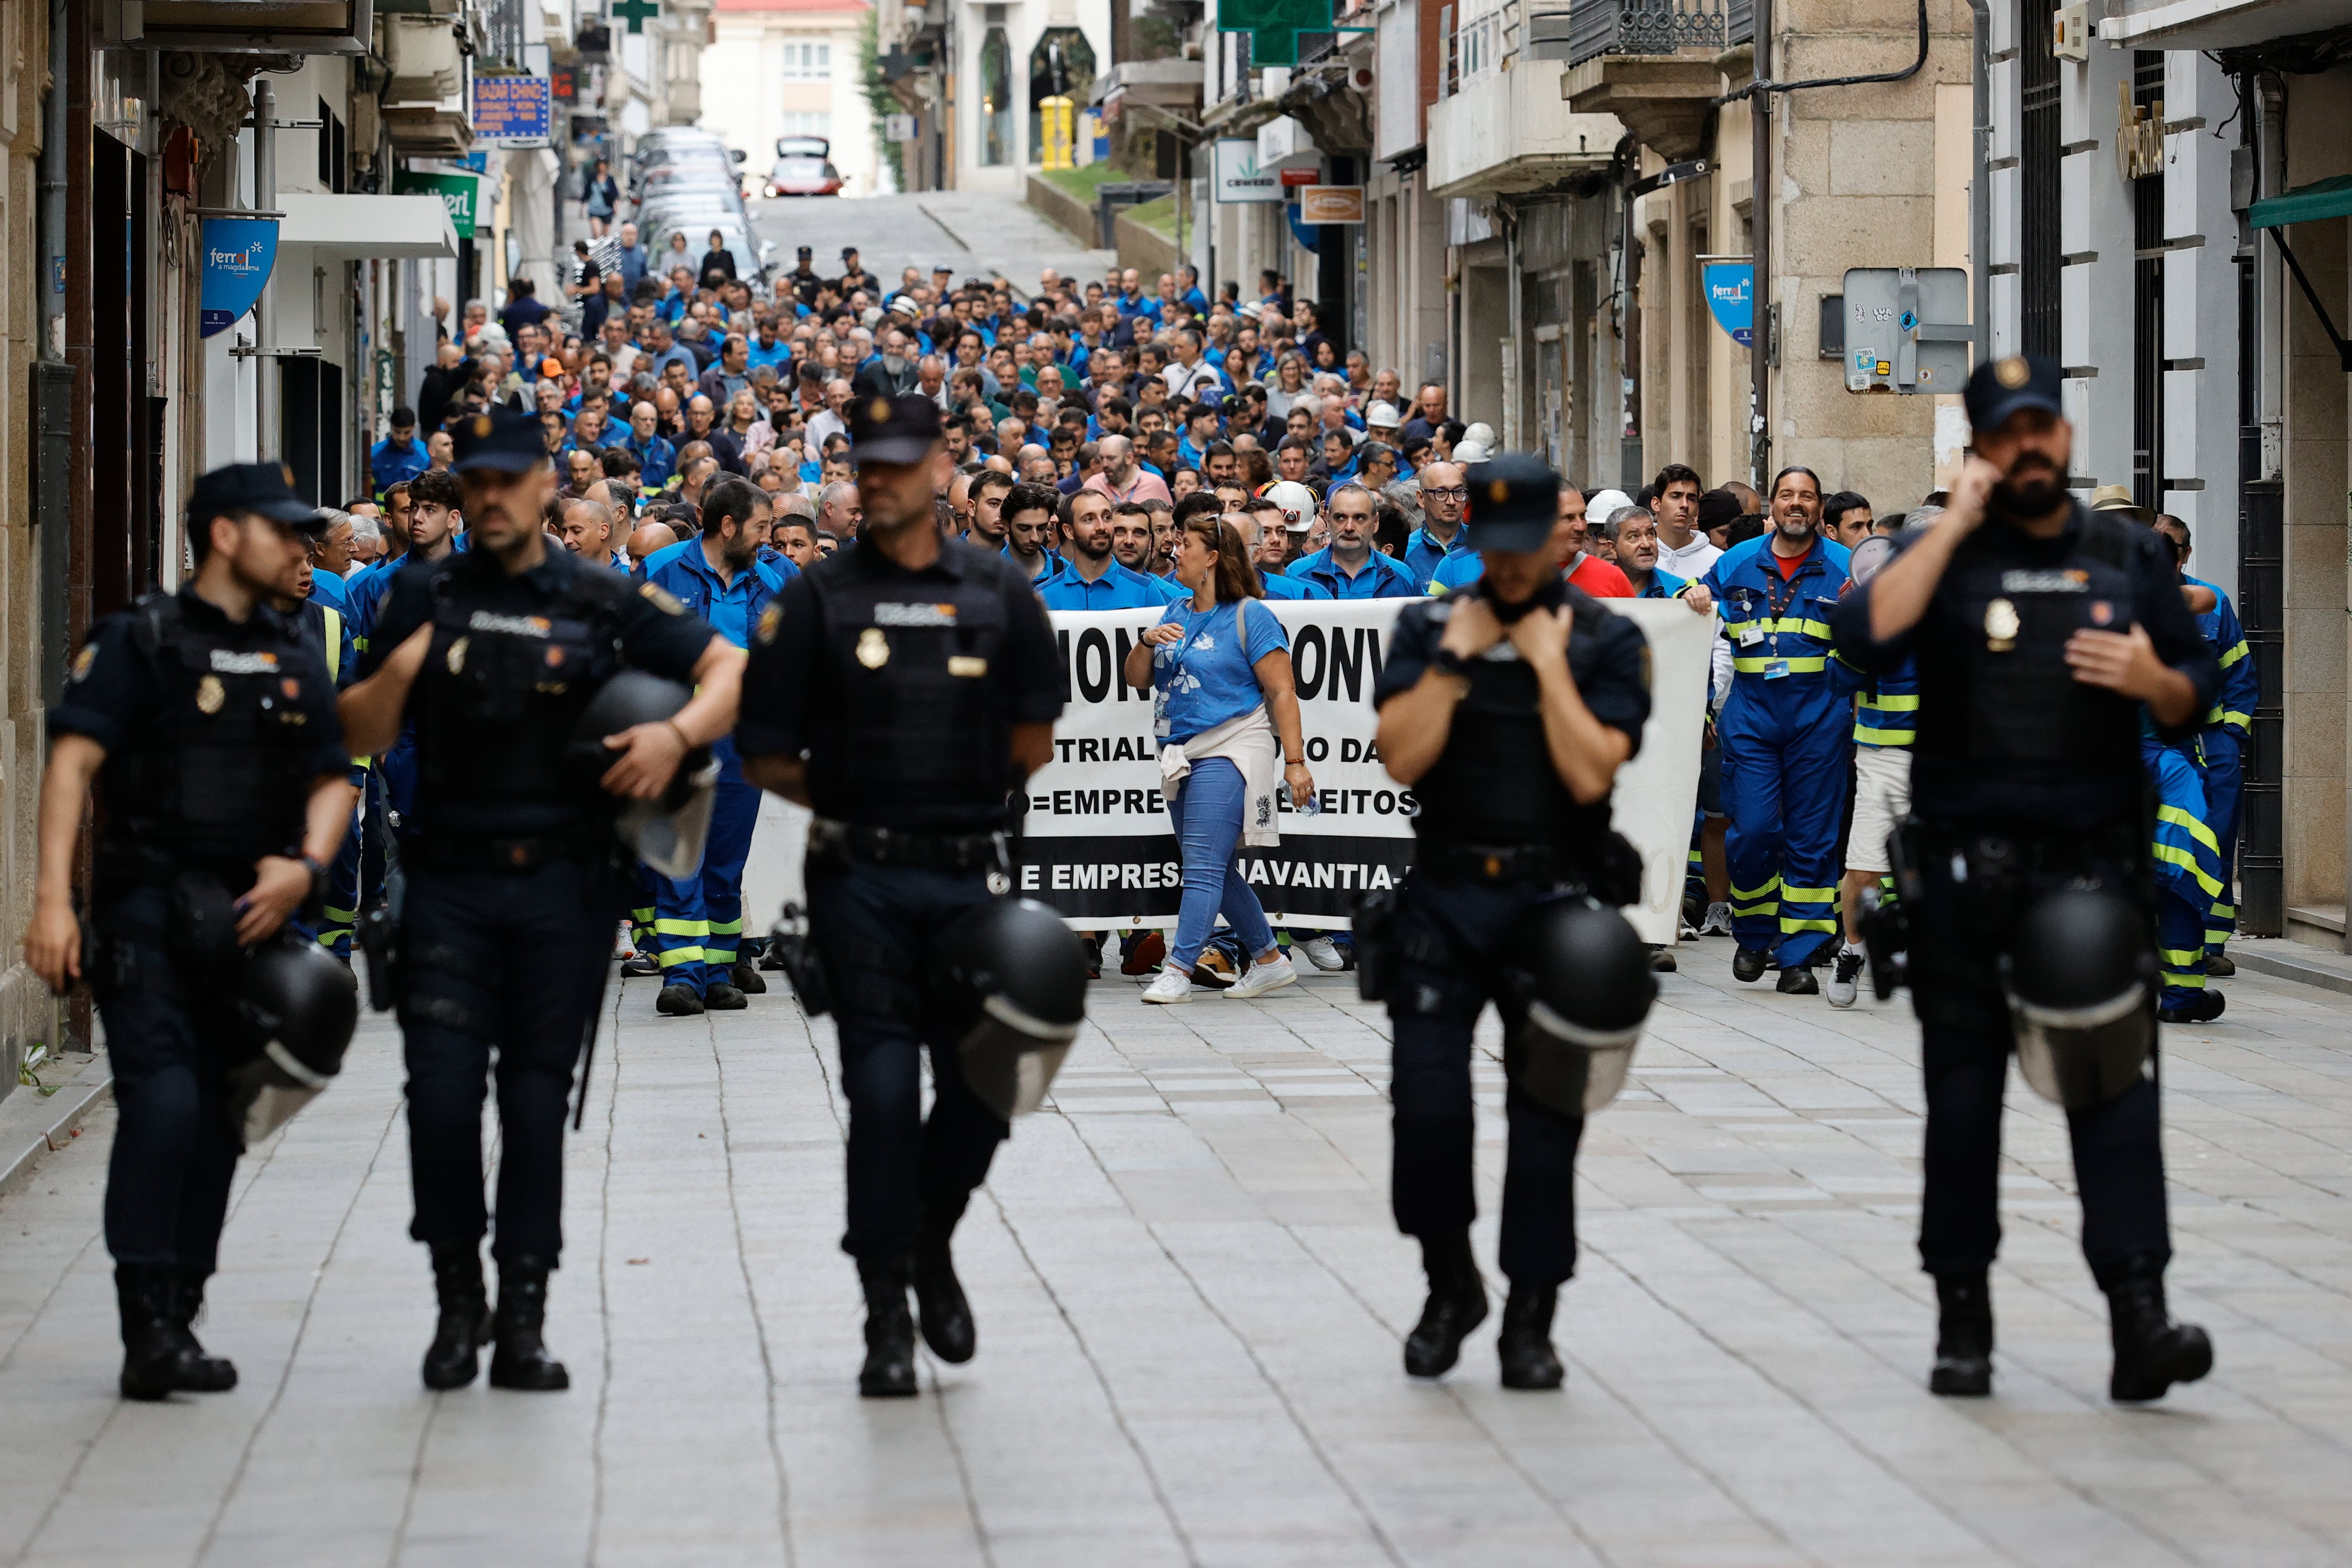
[640,476,796,1016]
[1700,466,1854,994]
[281,549,363,958]
[2154,511,2255,976]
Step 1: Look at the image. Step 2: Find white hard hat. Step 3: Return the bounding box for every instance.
[1365,400,1402,429]
[1265,480,1319,532]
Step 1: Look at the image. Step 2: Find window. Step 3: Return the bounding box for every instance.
[779,112,833,139]
[979,26,1013,167]
[2018,0,2061,362]
[1028,27,1097,165]
[780,40,831,80]
[2130,49,2163,506]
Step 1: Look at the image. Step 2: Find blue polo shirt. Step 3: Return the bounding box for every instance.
[368,435,428,491]
[641,538,797,651]
[1257,569,1330,601]
[746,337,793,374]
[1004,542,1065,584]
[1036,557,1180,610]
[1286,545,1421,600]
[1402,525,1472,590]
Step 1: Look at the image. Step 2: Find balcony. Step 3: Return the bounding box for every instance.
[1559,0,1744,159]
[2099,0,2347,48]
[1425,1,1625,197]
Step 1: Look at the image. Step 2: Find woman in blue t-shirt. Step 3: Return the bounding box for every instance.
[1122,513,1316,1004]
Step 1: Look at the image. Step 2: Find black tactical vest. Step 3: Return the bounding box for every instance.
[1920,509,2142,773]
[807,557,1017,826]
[412,566,629,804]
[111,596,318,871]
[1411,590,1622,855]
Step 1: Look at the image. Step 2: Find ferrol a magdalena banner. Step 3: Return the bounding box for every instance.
[1019,598,1714,945]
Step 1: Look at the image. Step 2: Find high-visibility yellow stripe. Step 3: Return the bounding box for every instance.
[2160,971,2207,991]
[1780,885,1838,902]
[653,919,710,937]
[2218,641,2248,668]
[657,947,706,967]
[2210,902,2235,920]
[708,918,744,936]
[1854,725,1916,745]
[1731,876,1782,900]
[2156,804,2220,855]
[1780,917,1838,934]
[1733,655,1829,674]
[1859,693,1921,711]
[2150,842,2225,899]
[2220,710,2252,732]
[1730,902,1778,918]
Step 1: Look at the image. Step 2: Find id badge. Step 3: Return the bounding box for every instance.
[1763,659,1791,680]
[1738,626,1764,648]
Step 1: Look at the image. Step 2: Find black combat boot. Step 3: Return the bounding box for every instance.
[116,1264,200,1401]
[422,1242,493,1391]
[912,1219,975,1364]
[728,962,767,995]
[2103,1258,2212,1403]
[858,1254,919,1398]
[166,1268,239,1393]
[1402,1231,1488,1378]
[1929,1273,1994,1397]
[488,1258,570,1391]
[1497,1282,1565,1391]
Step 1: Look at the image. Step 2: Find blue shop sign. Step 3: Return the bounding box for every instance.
[1703,262,1753,348]
[199,218,278,339]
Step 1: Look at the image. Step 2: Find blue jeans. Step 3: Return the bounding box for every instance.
[1167,757,1274,971]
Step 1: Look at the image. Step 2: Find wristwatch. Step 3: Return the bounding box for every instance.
[300,854,329,902]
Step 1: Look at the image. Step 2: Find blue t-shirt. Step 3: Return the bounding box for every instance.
[1150,596,1289,745]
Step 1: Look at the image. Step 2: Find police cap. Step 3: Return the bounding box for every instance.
[850,392,943,466]
[1964,351,2064,436]
[1462,454,1559,554]
[797,245,813,258]
[187,462,326,532]
[451,406,550,475]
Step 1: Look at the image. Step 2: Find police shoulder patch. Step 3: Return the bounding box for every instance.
[756,602,783,645]
[640,582,686,615]
[69,644,96,683]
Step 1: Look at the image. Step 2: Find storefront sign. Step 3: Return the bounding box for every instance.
[1279,167,1320,186]
[472,74,552,147]
[199,218,277,338]
[393,170,480,239]
[1702,261,1753,347]
[1297,185,1365,223]
[1214,138,1282,203]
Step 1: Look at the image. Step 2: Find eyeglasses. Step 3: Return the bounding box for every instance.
[1422,485,1469,501]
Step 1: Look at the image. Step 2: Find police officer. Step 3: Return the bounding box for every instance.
[337,409,744,1392]
[1369,454,1652,1390]
[25,464,355,1400]
[1833,353,2219,1402]
[737,394,1066,1399]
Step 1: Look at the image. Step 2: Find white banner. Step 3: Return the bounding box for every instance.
[1012,597,1713,940]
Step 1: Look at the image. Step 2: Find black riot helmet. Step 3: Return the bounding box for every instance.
[568,669,718,878]
[2001,887,2155,1109]
[224,937,360,1146]
[927,898,1090,1121]
[1515,897,1656,1116]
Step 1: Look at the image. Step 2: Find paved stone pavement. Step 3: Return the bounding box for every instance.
[2,939,2348,1568]
[746,190,1115,297]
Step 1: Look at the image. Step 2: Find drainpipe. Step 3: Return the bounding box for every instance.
[1504,199,1521,448]
[1748,0,1770,486]
[1968,0,1990,363]
[254,76,277,460]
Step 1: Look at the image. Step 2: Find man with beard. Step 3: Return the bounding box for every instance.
[1038,487,1178,608]
[854,327,922,400]
[1368,453,1651,1391]
[1832,351,2218,1406]
[1109,501,1158,573]
[736,394,1066,1399]
[639,478,792,1015]
[1700,465,1853,993]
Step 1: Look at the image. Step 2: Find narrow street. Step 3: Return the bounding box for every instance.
[746,191,1115,293]
[1,944,2346,1567]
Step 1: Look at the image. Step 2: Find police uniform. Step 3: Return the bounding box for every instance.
[736,394,1066,1398]
[1831,353,2221,1403]
[51,464,348,1398]
[358,408,721,1391]
[1367,456,1651,1390]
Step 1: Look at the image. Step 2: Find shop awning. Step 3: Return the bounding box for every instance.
[2250,175,2352,231]
[277,194,459,258]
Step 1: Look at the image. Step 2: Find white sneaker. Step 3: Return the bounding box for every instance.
[1140,966,1194,1004]
[1700,902,1734,937]
[1226,952,1298,999]
[1826,944,1865,1010]
[1298,936,1346,971]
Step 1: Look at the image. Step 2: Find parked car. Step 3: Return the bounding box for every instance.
[766,149,842,197]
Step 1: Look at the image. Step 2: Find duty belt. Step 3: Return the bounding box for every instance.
[809,817,1010,875]
[1413,839,1567,885]
[408,832,607,874]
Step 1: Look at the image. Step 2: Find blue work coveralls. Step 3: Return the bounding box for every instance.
[2143,731,2223,1011]
[2186,575,2255,955]
[641,539,797,995]
[1701,535,1855,968]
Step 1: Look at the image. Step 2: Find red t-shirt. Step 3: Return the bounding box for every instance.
[1564,554,1635,597]
[1771,542,1809,580]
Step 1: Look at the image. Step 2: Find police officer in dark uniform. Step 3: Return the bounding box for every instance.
[788,244,823,307]
[1369,454,1653,1390]
[738,393,1066,1398]
[1833,353,2219,1403]
[337,409,744,1392]
[26,464,355,1400]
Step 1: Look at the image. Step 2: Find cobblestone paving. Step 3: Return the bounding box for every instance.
[0,940,2346,1567]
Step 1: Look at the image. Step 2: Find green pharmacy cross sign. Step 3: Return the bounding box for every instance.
[612,0,659,33]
